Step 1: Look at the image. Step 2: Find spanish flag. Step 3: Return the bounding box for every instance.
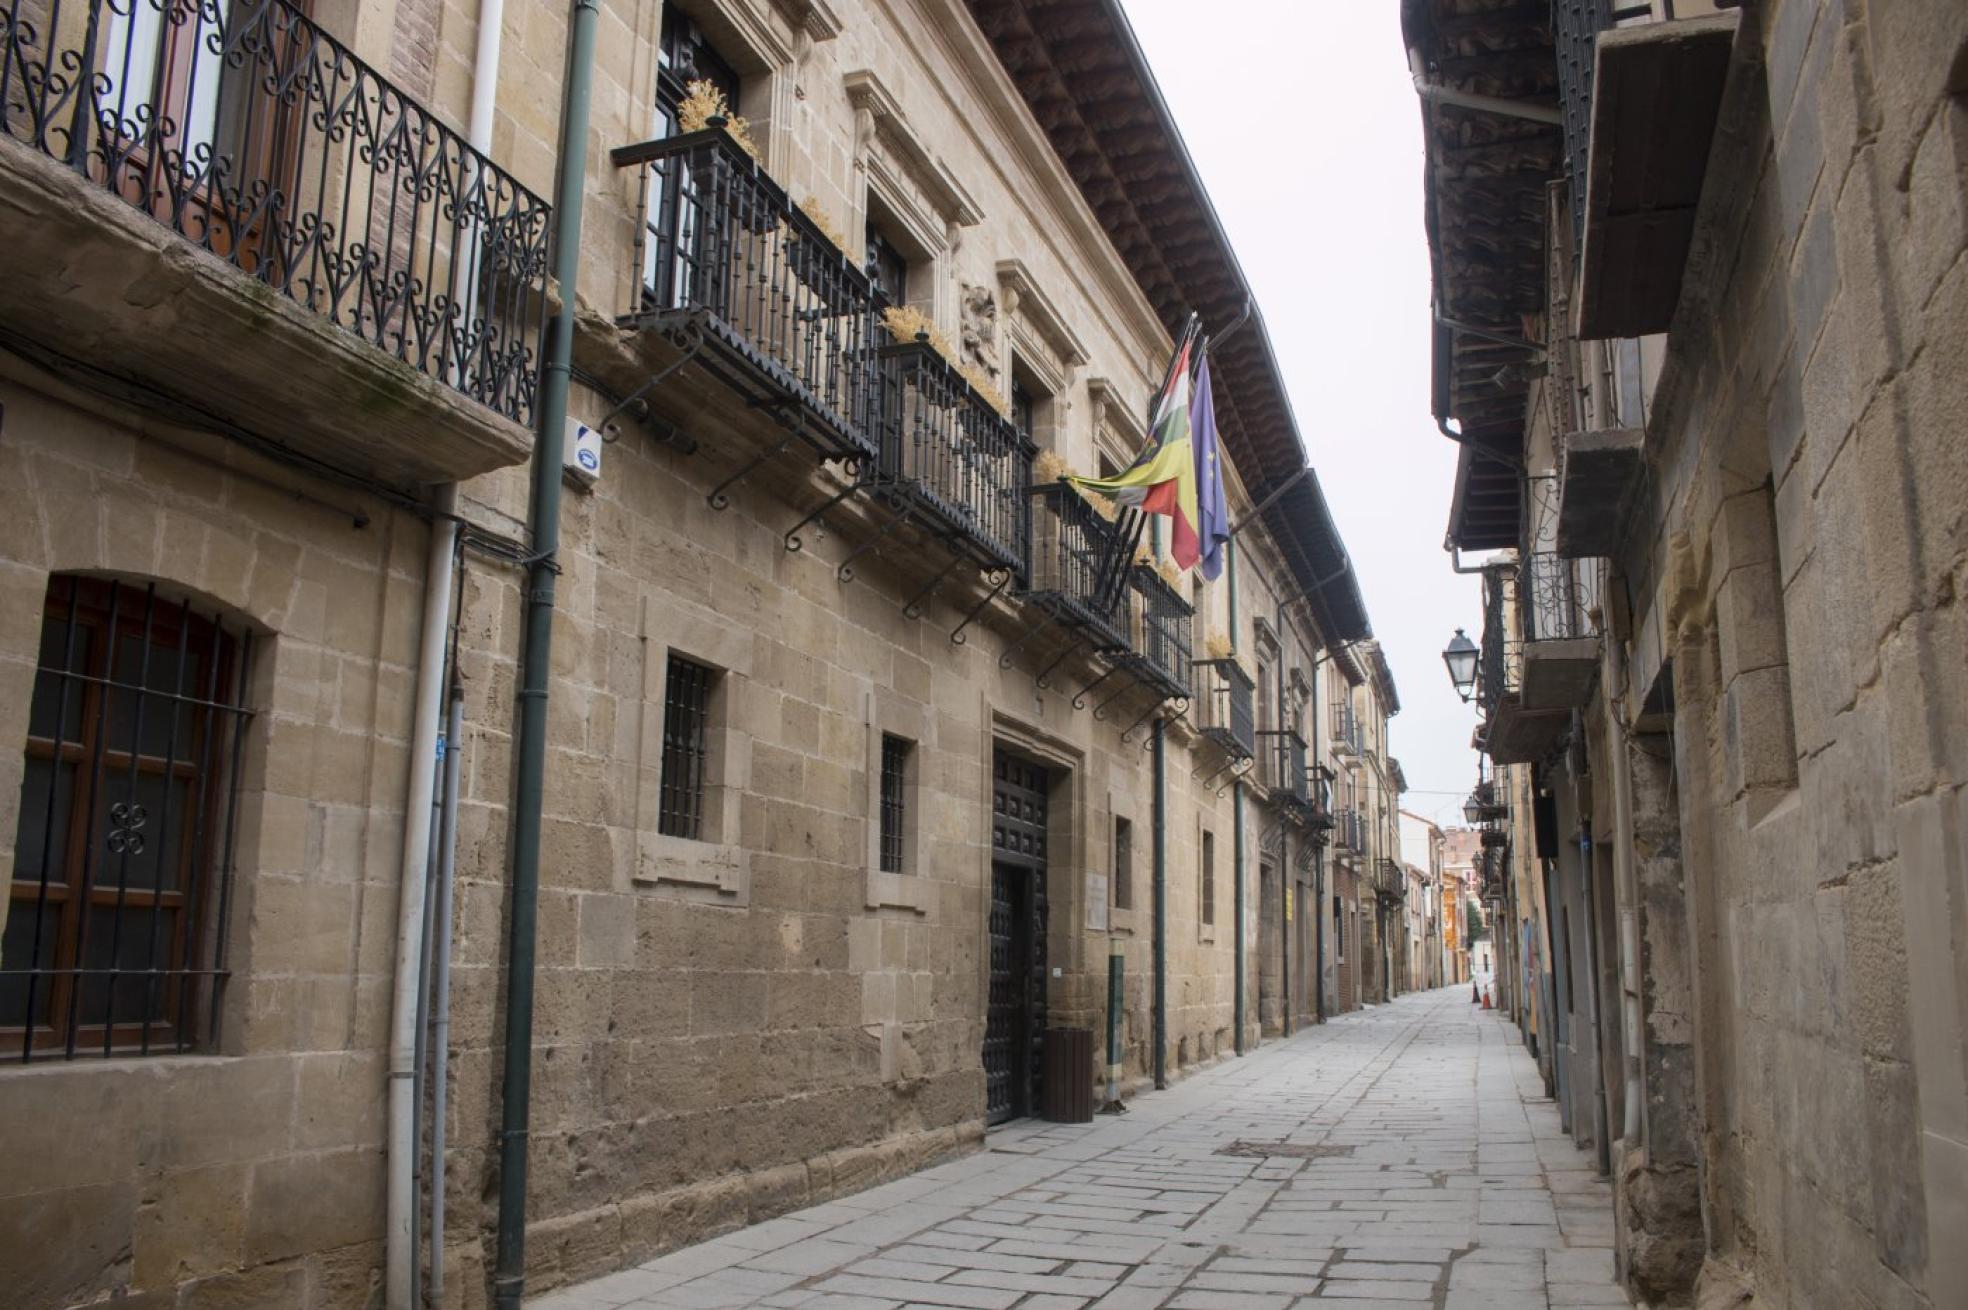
[1067,330,1203,570]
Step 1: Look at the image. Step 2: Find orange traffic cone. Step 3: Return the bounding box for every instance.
[1482,987,1493,1010]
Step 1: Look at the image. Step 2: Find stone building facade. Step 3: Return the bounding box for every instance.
[0,0,1379,1306]
[1405,0,1968,1305]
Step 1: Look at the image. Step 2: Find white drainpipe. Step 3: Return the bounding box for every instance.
[387,484,459,1309]
[383,5,508,1304]
[1408,48,1564,126]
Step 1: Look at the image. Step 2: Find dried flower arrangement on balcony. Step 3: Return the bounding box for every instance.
[879,305,1012,417]
[1204,630,1255,680]
[1131,542,1186,592]
[678,80,760,161]
[1032,450,1119,521]
[795,196,851,255]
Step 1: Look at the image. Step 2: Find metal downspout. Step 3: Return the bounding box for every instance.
[428,682,464,1306]
[493,0,596,1302]
[1152,717,1167,1090]
[1276,598,1291,1030]
[1311,650,1325,1022]
[1233,781,1246,1055]
[1228,540,1245,1055]
[386,484,458,1310]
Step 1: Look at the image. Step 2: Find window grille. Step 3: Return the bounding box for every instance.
[658,654,716,840]
[4,576,253,1060]
[1201,830,1216,926]
[1114,816,1133,910]
[879,734,910,874]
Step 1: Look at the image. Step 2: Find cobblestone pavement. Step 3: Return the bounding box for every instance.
[534,988,1625,1309]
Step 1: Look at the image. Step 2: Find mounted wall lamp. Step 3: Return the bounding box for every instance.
[1442,628,1479,702]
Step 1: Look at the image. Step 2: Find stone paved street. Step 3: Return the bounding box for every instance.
[534,989,1624,1309]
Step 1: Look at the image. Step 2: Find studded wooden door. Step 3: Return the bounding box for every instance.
[986,751,1048,1125]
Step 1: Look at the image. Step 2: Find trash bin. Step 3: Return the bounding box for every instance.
[1041,1027,1093,1123]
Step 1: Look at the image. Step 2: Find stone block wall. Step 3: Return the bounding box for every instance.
[0,369,430,1308]
[0,0,1367,1305]
[1603,1,1968,1302]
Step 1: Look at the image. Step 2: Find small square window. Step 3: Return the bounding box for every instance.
[879,734,911,874]
[659,654,718,840]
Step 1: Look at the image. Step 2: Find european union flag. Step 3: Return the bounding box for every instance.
[1191,356,1230,579]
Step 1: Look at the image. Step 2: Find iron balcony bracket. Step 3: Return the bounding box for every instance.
[709,431,801,512]
[1093,660,1149,720]
[783,476,871,553]
[1121,699,1170,745]
[996,602,1061,670]
[1198,754,1243,791]
[1216,758,1255,799]
[1035,635,1088,691]
[597,321,705,437]
[837,502,914,583]
[901,547,967,621]
[950,567,1012,646]
[1070,662,1121,712]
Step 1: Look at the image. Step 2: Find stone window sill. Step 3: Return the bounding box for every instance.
[635,831,750,907]
[864,867,929,915]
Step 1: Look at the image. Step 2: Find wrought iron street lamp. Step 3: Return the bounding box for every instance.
[1463,791,1486,826]
[1442,628,1479,702]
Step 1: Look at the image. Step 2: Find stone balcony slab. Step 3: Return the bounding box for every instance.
[0,139,535,488]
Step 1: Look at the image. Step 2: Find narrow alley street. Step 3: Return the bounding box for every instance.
[537,990,1623,1310]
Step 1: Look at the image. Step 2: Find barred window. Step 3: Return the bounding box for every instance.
[879,734,910,874]
[1113,816,1132,910]
[1201,830,1216,927]
[658,654,717,840]
[4,577,253,1060]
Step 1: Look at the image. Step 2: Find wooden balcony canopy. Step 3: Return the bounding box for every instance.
[966,0,1372,644]
[1401,0,1564,552]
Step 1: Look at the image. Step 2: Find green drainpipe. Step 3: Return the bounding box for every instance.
[1232,780,1246,1054]
[1227,539,1243,1055]
[494,2,597,1305]
[1152,715,1167,1090]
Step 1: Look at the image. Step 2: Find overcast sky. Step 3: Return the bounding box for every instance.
[1119,0,1487,829]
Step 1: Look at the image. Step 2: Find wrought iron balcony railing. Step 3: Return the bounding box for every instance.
[1556,0,1614,261]
[1126,566,1192,701]
[1196,658,1255,760]
[1522,551,1600,642]
[1378,857,1407,902]
[2,0,553,424]
[617,125,880,462]
[1331,705,1363,757]
[1328,807,1355,854]
[1022,483,1129,649]
[1475,568,1519,713]
[872,340,1032,575]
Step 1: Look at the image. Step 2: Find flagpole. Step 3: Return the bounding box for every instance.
[1093,315,1200,613]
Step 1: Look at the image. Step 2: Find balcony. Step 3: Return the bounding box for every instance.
[1480,553,1600,764]
[871,341,1032,574]
[1556,427,1646,558]
[1021,482,1129,649]
[1121,566,1192,702]
[0,0,550,484]
[1333,808,1365,857]
[1565,4,1741,338]
[1195,658,1255,760]
[1377,857,1407,904]
[1331,706,1363,759]
[613,126,881,465]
